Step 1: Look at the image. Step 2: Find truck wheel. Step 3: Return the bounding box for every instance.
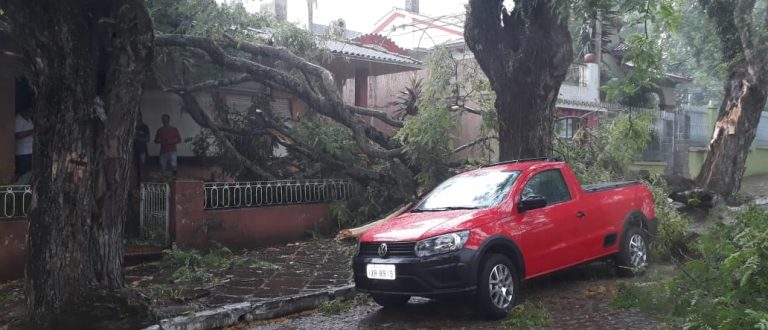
[616,226,648,277]
[371,294,410,308]
[475,254,519,319]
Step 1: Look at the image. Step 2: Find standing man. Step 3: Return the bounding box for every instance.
[134,111,150,186]
[154,114,181,176]
[14,78,34,180]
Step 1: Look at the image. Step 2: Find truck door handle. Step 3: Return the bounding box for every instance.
[576,211,586,219]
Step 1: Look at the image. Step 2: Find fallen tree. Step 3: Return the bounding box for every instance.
[148,3,499,229]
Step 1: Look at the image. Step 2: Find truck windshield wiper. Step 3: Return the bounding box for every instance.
[411,206,480,212]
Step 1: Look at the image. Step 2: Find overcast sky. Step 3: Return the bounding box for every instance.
[224,0,468,32]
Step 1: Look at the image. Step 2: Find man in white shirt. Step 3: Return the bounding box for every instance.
[15,110,33,178]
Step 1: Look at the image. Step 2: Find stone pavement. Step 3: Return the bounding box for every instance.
[246,261,670,330]
[127,239,357,329]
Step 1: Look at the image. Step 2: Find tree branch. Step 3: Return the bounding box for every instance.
[155,34,404,159]
[223,35,404,128]
[453,136,498,153]
[345,105,404,127]
[179,89,387,183]
[163,74,253,93]
[450,104,486,115]
[178,92,277,180]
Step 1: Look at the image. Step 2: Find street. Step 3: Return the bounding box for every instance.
[242,262,669,330]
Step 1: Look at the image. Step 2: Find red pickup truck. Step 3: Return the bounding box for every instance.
[353,158,657,318]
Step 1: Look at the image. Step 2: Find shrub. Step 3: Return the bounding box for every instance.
[611,206,768,329]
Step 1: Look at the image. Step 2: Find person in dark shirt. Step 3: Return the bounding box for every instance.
[134,112,150,186]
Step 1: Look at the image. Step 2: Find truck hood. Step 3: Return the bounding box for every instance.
[360,209,495,242]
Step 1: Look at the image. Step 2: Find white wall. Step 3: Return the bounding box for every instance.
[140,90,196,157]
[558,63,600,104]
[140,84,279,157]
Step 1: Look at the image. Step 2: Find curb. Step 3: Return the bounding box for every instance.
[143,284,356,330]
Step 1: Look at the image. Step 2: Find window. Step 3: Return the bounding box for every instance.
[414,171,520,211]
[557,117,581,140]
[521,170,571,205]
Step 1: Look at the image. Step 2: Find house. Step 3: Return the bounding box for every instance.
[0,25,422,280]
[370,0,464,50]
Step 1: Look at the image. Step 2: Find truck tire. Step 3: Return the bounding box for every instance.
[616,226,648,277]
[475,254,519,319]
[371,294,410,308]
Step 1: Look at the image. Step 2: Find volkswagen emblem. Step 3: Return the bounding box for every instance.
[378,243,388,257]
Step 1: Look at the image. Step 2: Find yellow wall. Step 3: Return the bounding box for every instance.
[688,147,768,178]
[630,161,667,175]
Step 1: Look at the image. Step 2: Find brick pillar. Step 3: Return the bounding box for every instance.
[0,74,15,182]
[170,180,209,250]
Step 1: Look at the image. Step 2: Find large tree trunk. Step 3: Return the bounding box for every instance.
[694,0,768,199]
[1,0,154,328]
[465,0,572,161]
[695,68,767,198]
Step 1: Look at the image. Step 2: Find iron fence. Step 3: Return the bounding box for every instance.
[204,179,353,210]
[1,185,32,218]
[564,64,587,87]
[139,183,170,246]
[758,112,768,147]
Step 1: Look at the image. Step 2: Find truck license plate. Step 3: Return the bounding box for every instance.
[366,264,396,280]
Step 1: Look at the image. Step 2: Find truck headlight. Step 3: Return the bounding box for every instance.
[414,231,470,257]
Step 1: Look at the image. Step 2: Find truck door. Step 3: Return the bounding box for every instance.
[517,169,584,277]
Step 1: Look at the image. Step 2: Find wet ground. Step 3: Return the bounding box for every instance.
[242,261,674,330]
[127,240,356,315]
[0,240,356,328]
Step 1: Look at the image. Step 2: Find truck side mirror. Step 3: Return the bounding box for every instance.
[518,195,547,212]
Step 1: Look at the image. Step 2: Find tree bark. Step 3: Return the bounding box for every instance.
[1,0,154,328]
[695,68,767,198]
[695,0,768,198]
[465,0,572,161]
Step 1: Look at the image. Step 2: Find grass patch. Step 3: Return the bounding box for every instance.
[0,281,22,310]
[148,284,186,301]
[0,290,21,309]
[503,302,551,329]
[317,294,371,315]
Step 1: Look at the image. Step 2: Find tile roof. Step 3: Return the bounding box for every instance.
[324,40,421,67]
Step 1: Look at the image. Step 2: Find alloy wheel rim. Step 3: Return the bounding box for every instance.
[629,234,647,268]
[488,264,514,309]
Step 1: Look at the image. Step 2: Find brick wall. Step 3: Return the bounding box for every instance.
[0,219,28,281]
[205,203,332,250]
[171,180,333,251]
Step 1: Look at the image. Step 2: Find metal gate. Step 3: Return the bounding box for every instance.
[139,183,170,247]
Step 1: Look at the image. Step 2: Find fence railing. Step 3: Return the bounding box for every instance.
[204,179,353,210]
[139,183,170,246]
[1,185,32,219]
[757,112,768,147]
[563,64,587,87]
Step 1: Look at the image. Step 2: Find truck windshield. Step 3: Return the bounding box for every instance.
[413,171,520,212]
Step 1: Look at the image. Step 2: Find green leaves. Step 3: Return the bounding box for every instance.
[612,206,768,329]
[602,34,664,104]
[657,2,682,32]
[396,46,458,189]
